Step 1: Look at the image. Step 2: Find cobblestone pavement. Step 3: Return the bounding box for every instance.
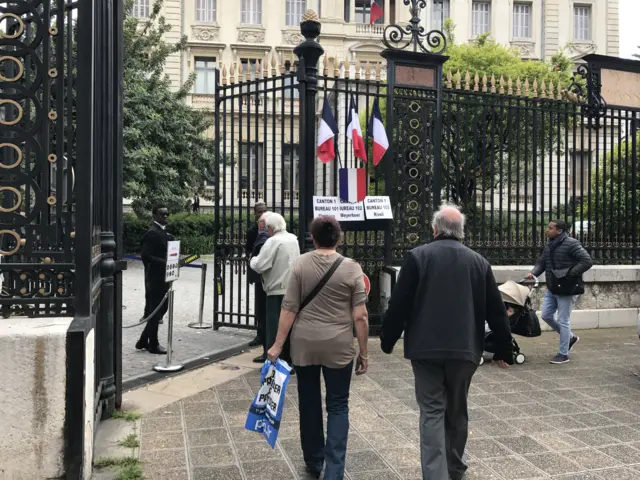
[137,328,640,479]
[122,260,254,384]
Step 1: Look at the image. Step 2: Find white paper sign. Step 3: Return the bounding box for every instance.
[165,240,181,283]
[364,196,393,219]
[313,196,365,221]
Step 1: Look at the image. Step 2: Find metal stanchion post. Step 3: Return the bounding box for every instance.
[188,263,212,329]
[153,283,184,373]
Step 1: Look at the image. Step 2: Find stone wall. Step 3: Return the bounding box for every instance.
[380,265,640,331]
[0,317,72,479]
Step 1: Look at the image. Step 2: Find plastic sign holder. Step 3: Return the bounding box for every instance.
[154,240,184,373]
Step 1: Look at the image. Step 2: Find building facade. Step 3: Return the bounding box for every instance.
[131,0,620,94]
[129,0,622,212]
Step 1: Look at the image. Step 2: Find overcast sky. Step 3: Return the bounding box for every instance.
[620,0,640,59]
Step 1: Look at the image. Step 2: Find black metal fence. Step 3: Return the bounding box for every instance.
[1,0,124,475]
[212,25,640,332]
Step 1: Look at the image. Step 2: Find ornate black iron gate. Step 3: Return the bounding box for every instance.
[0,0,124,475]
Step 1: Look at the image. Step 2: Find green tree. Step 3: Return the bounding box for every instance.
[123,0,215,215]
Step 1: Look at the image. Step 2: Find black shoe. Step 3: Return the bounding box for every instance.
[569,335,580,351]
[248,336,262,347]
[253,354,267,363]
[148,345,167,355]
[135,339,148,351]
[305,465,321,479]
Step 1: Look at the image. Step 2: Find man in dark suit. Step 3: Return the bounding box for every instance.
[136,205,171,354]
[246,202,268,352]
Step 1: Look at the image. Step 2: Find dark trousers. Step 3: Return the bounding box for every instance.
[411,359,477,480]
[254,282,267,348]
[265,294,291,364]
[296,362,353,480]
[139,281,169,348]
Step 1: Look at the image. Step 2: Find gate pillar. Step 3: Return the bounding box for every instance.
[380,0,448,261]
[294,10,324,252]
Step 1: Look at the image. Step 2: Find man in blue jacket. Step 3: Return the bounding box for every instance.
[381,203,513,480]
[526,219,593,364]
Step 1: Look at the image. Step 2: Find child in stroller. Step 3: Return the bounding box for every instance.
[481,278,542,366]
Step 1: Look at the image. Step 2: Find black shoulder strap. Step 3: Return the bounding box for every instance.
[298,256,345,313]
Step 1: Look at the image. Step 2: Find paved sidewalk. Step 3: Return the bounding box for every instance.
[138,328,640,479]
[122,260,254,386]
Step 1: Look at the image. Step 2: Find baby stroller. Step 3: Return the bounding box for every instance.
[480,278,542,365]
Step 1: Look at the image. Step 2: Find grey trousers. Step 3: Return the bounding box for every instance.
[411,359,477,480]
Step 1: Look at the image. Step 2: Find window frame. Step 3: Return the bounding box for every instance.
[431,0,450,31]
[573,4,592,42]
[354,0,384,25]
[196,0,217,24]
[282,144,300,193]
[512,2,532,39]
[194,57,217,95]
[238,142,265,193]
[285,0,307,27]
[471,0,491,37]
[131,0,150,19]
[241,0,263,25]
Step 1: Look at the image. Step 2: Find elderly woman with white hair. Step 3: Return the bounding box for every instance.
[250,212,300,365]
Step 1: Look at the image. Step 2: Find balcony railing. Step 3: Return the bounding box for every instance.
[355,23,385,36]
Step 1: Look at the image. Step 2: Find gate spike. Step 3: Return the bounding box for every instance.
[464,71,471,91]
[524,78,530,96]
[507,76,513,95]
[280,53,286,74]
[375,62,381,81]
[540,79,546,98]
[271,52,277,76]
[256,59,262,80]
[333,57,340,78]
[490,74,496,93]
[516,77,522,96]
[355,60,361,80]
[229,63,236,84]
[344,58,351,79]
[323,55,328,76]
[532,78,538,97]
[556,81,563,100]
[364,61,371,80]
[548,80,555,98]
[455,71,461,90]
[221,64,228,85]
[499,75,505,94]
[473,73,479,92]
[482,73,488,93]
[446,71,452,89]
[263,54,269,78]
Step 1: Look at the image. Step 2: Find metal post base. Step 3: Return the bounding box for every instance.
[153,362,184,373]
[188,322,213,329]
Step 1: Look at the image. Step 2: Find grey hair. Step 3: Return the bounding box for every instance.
[265,212,287,234]
[258,211,271,224]
[431,202,465,240]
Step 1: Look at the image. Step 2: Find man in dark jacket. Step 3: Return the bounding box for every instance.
[136,205,171,354]
[246,202,268,351]
[381,203,513,480]
[526,219,593,364]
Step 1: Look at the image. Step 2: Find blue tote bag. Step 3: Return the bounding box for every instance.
[245,358,292,448]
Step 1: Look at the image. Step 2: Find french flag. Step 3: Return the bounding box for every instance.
[347,95,366,162]
[317,94,339,163]
[339,168,367,203]
[367,98,389,166]
[370,0,384,24]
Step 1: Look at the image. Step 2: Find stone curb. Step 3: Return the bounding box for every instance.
[122,341,252,391]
